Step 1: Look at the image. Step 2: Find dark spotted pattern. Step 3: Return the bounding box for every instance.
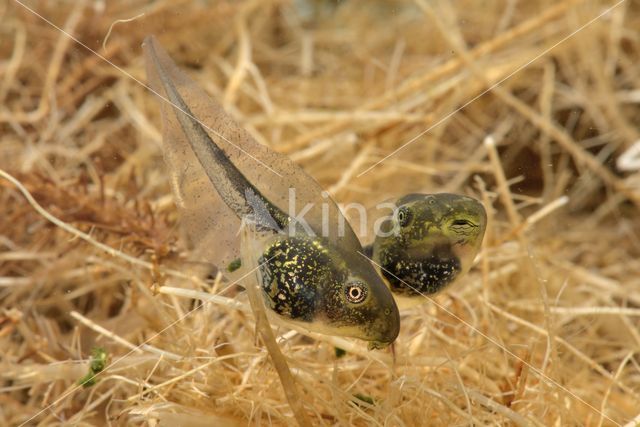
[379,247,461,296]
[259,237,345,321]
[371,193,486,302]
[146,37,400,346]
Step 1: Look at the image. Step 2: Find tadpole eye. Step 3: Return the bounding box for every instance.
[345,282,368,304]
[396,207,411,227]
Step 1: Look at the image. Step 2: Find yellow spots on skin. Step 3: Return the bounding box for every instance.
[373,193,486,300]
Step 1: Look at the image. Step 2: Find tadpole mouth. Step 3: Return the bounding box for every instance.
[368,340,391,350]
[376,302,400,345]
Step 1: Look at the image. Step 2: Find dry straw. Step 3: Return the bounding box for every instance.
[2,0,640,425]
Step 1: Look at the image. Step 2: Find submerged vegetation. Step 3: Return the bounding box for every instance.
[1,0,640,425]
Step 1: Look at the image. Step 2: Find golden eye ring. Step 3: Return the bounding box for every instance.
[345,282,368,304]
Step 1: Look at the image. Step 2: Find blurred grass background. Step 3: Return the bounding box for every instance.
[1,0,640,425]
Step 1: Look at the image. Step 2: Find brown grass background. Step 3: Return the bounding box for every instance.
[2,0,640,425]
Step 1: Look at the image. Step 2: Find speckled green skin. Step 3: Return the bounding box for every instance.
[259,236,395,341]
[145,37,399,347]
[260,238,338,321]
[371,193,486,303]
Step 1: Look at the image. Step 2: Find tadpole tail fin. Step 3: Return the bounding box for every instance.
[143,35,288,232]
